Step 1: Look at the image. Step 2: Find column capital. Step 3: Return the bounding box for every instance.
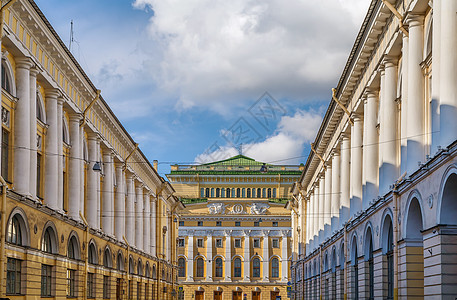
[87,132,101,141]
[382,55,398,68]
[404,13,424,28]
[340,131,350,141]
[364,87,378,99]
[45,88,61,100]
[29,67,40,77]
[224,230,232,237]
[243,230,251,237]
[351,112,363,122]
[68,113,83,122]
[15,57,33,69]
[262,230,270,237]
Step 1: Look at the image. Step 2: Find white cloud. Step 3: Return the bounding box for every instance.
[195,108,323,164]
[133,0,370,113]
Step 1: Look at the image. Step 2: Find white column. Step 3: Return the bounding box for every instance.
[350,115,363,217]
[308,191,314,252]
[430,0,441,153]
[135,183,144,250]
[324,164,332,239]
[13,58,32,196]
[95,138,101,226]
[439,0,457,148]
[405,14,425,174]
[206,232,213,281]
[102,151,114,235]
[380,58,399,195]
[224,232,232,282]
[187,234,194,282]
[114,163,125,240]
[313,184,319,244]
[263,232,270,281]
[331,150,340,233]
[44,90,60,209]
[340,133,351,227]
[57,97,64,211]
[86,133,99,228]
[150,198,157,255]
[306,194,311,246]
[29,68,38,199]
[400,33,409,174]
[144,191,151,254]
[364,89,379,204]
[281,232,288,282]
[68,113,81,220]
[125,172,135,245]
[318,174,325,242]
[79,126,85,218]
[243,232,251,281]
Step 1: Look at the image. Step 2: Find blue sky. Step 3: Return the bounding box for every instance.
[34,0,369,177]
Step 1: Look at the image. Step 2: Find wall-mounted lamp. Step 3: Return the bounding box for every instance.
[92,161,102,172]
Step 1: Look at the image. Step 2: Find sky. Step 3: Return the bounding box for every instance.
[34,0,370,177]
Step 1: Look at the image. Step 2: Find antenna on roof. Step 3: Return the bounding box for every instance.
[69,20,74,51]
[237,143,243,156]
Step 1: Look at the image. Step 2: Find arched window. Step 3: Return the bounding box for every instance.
[205,188,209,198]
[200,188,204,198]
[236,188,240,198]
[196,257,204,277]
[1,62,12,94]
[234,258,242,277]
[257,188,261,198]
[117,252,124,271]
[352,238,359,300]
[88,242,97,265]
[232,188,235,198]
[262,188,266,198]
[252,257,260,277]
[386,221,394,299]
[138,260,143,276]
[267,188,272,198]
[247,188,251,198]
[211,188,214,198]
[367,233,374,300]
[146,263,150,278]
[272,188,276,198]
[67,235,80,260]
[7,215,22,245]
[252,188,256,198]
[271,258,279,278]
[41,226,56,254]
[129,257,135,274]
[242,188,246,198]
[178,258,186,277]
[226,188,230,198]
[36,95,45,123]
[215,257,223,277]
[152,264,157,279]
[221,188,226,198]
[103,248,112,268]
[216,188,220,197]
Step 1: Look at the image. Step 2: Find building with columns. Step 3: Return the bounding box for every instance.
[288,0,457,299]
[167,155,302,300]
[1,0,183,299]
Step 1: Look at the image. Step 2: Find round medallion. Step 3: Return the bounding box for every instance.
[233,204,243,214]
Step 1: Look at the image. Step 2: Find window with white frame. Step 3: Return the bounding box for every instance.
[197,238,204,248]
[178,238,185,247]
[253,238,260,248]
[234,238,241,248]
[215,238,223,248]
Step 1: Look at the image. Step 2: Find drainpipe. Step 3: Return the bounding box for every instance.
[80,212,89,300]
[79,90,100,128]
[0,175,8,298]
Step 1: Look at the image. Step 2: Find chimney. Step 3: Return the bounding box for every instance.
[153,160,158,171]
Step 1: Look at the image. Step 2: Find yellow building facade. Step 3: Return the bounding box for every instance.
[167,155,303,300]
[0,0,182,299]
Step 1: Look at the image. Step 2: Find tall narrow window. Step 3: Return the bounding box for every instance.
[7,215,22,245]
[271,258,279,278]
[2,63,11,93]
[67,269,76,297]
[257,188,261,198]
[267,188,272,198]
[221,188,226,198]
[387,224,394,300]
[242,188,246,197]
[87,273,95,298]
[272,188,276,198]
[2,128,9,181]
[216,188,220,197]
[178,258,186,277]
[103,275,110,299]
[200,188,204,198]
[42,228,53,253]
[41,264,52,297]
[6,257,21,295]
[234,258,242,277]
[196,258,204,277]
[226,188,230,198]
[368,236,374,300]
[352,246,359,300]
[215,257,223,277]
[37,153,42,198]
[236,188,240,198]
[252,258,260,277]
[247,188,251,198]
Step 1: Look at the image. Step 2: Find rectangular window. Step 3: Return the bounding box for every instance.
[6,257,21,295]
[137,282,142,300]
[178,238,185,247]
[37,152,42,198]
[67,269,76,297]
[272,221,278,227]
[235,221,241,227]
[103,275,110,299]
[215,239,223,248]
[87,272,95,298]
[253,238,260,248]
[197,221,203,226]
[128,280,133,299]
[216,221,222,227]
[179,221,184,226]
[234,238,241,248]
[272,239,279,248]
[197,238,204,248]
[254,221,260,227]
[41,264,52,297]
[1,128,9,181]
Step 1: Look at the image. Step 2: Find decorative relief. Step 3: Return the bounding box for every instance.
[207,203,227,214]
[427,194,433,209]
[2,107,9,127]
[37,134,42,150]
[249,203,269,215]
[229,204,244,214]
